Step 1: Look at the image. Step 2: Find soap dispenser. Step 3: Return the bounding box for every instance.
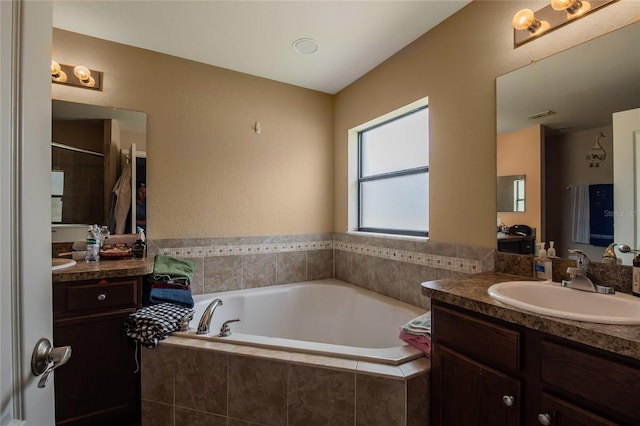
[534,242,552,281]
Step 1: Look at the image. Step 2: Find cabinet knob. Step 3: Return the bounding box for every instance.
[97,293,107,301]
[537,413,552,425]
[502,395,515,407]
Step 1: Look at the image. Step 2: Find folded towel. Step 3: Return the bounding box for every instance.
[399,330,432,357]
[401,312,432,337]
[149,286,194,309]
[125,303,194,348]
[152,254,196,287]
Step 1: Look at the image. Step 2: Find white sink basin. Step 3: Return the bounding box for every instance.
[52,258,76,271]
[488,281,640,325]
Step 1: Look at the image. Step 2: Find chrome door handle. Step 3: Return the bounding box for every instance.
[502,395,515,407]
[538,413,552,425]
[31,337,72,388]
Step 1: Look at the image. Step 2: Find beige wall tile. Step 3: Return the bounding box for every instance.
[141,346,175,404]
[243,253,277,288]
[204,255,243,293]
[355,374,405,426]
[175,407,227,426]
[307,249,334,280]
[142,400,173,426]
[228,356,287,425]
[276,251,306,284]
[372,257,403,300]
[174,347,227,415]
[288,364,355,425]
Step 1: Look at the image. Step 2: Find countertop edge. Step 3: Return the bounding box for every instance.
[422,272,640,361]
[52,257,154,282]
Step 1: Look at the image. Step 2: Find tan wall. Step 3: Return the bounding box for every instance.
[334,0,639,248]
[497,125,543,239]
[52,29,334,239]
[52,1,639,244]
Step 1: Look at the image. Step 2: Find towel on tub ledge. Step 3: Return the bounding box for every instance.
[151,254,196,287]
[401,311,431,337]
[125,303,195,348]
[148,284,194,309]
[399,311,432,357]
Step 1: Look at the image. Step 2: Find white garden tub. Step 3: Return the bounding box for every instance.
[175,278,426,365]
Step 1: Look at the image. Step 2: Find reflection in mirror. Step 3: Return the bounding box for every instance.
[497,175,525,212]
[52,100,147,238]
[497,22,640,265]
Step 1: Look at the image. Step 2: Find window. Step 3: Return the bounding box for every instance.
[358,106,429,236]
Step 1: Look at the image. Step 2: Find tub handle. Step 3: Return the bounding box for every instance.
[219,318,240,337]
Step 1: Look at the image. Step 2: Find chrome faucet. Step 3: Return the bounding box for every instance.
[197,298,223,334]
[561,249,614,294]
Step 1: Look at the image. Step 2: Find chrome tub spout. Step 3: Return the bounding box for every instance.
[197,298,223,335]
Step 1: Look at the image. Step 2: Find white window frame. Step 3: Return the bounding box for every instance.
[347,97,429,237]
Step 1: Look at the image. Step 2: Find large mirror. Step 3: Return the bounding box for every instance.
[497,22,640,265]
[52,100,147,240]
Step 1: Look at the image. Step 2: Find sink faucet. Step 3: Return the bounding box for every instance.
[561,249,614,294]
[197,298,223,334]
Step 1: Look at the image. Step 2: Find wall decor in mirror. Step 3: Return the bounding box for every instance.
[52,100,147,242]
[497,22,640,265]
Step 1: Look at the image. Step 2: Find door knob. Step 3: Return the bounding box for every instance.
[31,337,72,388]
[502,395,515,407]
[538,413,552,425]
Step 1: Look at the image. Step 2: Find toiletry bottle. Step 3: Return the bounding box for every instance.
[132,239,146,259]
[632,253,640,297]
[548,241,556,258]
[534,243,552,281]
[85,225,100,263]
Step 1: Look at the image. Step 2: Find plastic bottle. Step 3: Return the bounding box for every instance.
[534,242,552,281]
[85,225,100,263]
[632,253,640,297]
[547,241,556,258]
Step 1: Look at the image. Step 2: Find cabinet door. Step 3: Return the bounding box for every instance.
[54,312,140,425]
[537,393,618,426]
[432,344,521,426]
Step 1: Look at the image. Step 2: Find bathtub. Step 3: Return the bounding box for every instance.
[174,278,427,365]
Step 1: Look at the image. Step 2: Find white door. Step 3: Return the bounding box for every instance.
[1,1,56,424]
[613,108,640,265]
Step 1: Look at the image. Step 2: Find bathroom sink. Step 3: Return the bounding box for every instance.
[52,258,76,271]
[487,281,640,325]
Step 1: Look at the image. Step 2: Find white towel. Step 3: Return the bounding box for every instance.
[401,312,431,337]
[571,185,590,244]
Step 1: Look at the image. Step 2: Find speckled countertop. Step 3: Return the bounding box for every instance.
[52,257,154,283]
[422,272,640,361]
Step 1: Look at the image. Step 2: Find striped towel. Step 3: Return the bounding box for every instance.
[125,303,194,348]
[401,312,431,337]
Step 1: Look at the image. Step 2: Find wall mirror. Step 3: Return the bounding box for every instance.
[497,22,640,265]
[52,100,147,240]
[497,175,525,212]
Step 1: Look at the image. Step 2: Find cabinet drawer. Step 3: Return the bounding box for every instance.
[541,339,640,424]
[67,280,138,312]
[433,304,520,373]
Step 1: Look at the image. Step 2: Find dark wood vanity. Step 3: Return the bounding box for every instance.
[52,258,153,425]
[497,233,535,255]
[423,273,640,426]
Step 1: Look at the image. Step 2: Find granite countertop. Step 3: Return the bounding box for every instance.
[52,256,154,283]
[422,272,640,361]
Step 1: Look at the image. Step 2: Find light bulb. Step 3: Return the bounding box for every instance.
[73,65,91,82]
[551,0,581,12]
[50,60,67,82]
[51,60,61,76]
[512,9,541,32]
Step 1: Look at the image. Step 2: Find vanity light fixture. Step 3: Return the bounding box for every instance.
[513,0,616,47]
[51,60,102,91]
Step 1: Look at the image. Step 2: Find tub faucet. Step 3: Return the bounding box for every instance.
[561,249,614,294]
[197,298,223,335]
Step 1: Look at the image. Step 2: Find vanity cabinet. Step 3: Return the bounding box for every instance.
[431,301,640,426]
[497,235,535,255]
[53,276,142,425]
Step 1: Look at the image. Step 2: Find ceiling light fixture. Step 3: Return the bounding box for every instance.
[292,38,318,55]
[512,0,615,47]
[527,110,556,120]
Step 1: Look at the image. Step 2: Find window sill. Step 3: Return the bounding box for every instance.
[347,231,429,242]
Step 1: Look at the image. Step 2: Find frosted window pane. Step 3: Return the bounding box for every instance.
[361,173,428,232]
[361,108,428,177]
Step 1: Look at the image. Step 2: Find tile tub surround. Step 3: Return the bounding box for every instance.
[141,336,430,426]
[334,232,495,310]
[148,234,335,297]
[145,232,495,311]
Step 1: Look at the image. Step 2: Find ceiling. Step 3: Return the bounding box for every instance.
[52,0,470,95]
